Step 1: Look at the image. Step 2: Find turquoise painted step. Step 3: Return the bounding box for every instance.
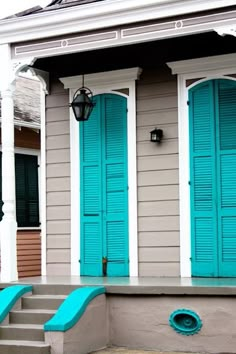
[0,285,33,323]
[44,286,106,332]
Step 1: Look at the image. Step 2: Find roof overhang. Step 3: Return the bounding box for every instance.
[0,118,40,131]
[1,0,236,45]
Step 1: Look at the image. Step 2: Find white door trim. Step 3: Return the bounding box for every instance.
[167,53,236,277]
[60,67,142,276]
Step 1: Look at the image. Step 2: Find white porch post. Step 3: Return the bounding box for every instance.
[0,44,18,281]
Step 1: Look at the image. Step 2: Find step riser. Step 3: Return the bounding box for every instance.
[0,328,44,341]
[0,344,50,354]
[32,284,80,295]
[22,297,64,310]
[10,312,53,325]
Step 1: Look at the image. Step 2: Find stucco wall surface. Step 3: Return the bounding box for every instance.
[109,295,236,354]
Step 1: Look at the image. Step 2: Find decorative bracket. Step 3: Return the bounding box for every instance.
[214,25,236,38]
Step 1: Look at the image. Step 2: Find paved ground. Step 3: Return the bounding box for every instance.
[90,348,201,354]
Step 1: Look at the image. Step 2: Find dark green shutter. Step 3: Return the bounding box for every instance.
[0,153,39,227]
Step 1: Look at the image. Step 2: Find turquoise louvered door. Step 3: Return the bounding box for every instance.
[189,81,218,276]
[80,96,103,276]
[216,80,236,276]
[190,79,236,277]
[103,95,129,276]
[80,94,129,276]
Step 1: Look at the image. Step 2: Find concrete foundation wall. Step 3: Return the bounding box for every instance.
[108,295,236,354]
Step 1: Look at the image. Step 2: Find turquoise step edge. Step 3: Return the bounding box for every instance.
[0,284,33,323]
[44,286,106,332]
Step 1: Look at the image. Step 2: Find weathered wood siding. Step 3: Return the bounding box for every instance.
[46,80,71,275]
[137,67,180,276]
[17,230,41,278]
[46,67,180,276]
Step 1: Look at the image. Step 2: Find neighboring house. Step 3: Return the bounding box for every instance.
[0,75,41,277]
[1,0,236,279]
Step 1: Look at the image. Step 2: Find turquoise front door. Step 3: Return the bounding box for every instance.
[189,79,236,277]
[80,93,129,276]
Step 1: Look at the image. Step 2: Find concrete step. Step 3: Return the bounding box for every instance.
[10,309,56,325]
[0,339,50,354]
[22,295,66,310]
[0,324,44,341]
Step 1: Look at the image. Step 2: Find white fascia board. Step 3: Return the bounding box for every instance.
[0,0,236,44]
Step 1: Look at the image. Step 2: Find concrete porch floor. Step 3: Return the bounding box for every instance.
[3,276,236,295]
[90,349,201,354]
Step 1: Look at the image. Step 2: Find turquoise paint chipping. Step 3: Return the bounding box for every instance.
[169,309,202,335]
[0,285,32,323]
[44,286,106,332]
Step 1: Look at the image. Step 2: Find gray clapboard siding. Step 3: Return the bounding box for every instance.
[47,235,70,249]
[139,263,180,276]
[138,155,178,171]
[139,231,180,247]
[139,247,180,262]
[46,79,71,275]
[47,191,71,206]
[47,163,70,178]
[137,68,180,276]
[47,206,71,220]
[47,135,70,149]
[45,67,180,277]
[47,220,71,234]
[138,200,179,217]
[139,216,179,232]
[138,185,179,201]
[137,109,178,127]
[47,249,71,263]
[138,169,179,186]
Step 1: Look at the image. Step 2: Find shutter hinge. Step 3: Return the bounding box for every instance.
[37,164,40,168]
[188,181,191,185]
[187,100,190,106]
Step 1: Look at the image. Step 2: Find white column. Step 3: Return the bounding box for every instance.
[0,44,18,281]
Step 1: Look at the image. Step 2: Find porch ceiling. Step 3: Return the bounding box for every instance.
[33,31,236,77]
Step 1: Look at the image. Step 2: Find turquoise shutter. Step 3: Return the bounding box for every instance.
[216,80,236,276]
[80,96,103,276]
[102,94,129,276]
[189,82,218,276]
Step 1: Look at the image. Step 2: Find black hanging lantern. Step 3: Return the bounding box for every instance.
[150,128,163,143]
[70,76,95,121]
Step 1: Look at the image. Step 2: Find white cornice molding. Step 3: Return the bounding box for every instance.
[167,53,236,76]
[1,0,236,44]
[60,67,142,90]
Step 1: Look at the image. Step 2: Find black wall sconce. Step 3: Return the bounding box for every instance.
[70,75,95,121]
[150,128,163,143]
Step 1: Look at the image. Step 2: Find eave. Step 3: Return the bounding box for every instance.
[0,0,236,44]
